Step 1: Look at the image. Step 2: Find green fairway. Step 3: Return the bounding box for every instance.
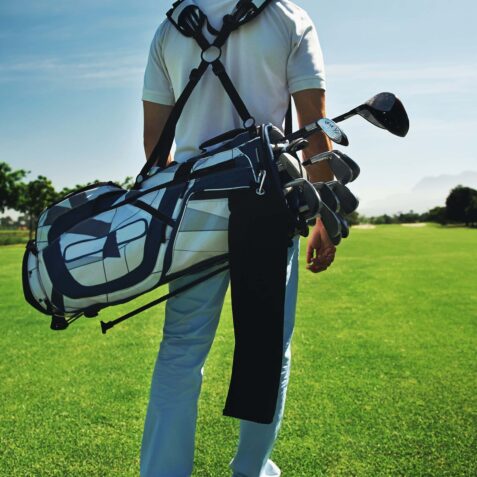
[1,225,476,476]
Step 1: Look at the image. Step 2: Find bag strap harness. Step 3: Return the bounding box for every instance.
[138,0,289,183]
[103,0,277,334]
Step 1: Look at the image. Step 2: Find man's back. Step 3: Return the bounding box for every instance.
[143,0,326,162]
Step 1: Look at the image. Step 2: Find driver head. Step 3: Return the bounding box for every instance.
[359,92,410,137]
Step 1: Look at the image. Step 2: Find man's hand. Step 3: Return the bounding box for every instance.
[306,219,336,273]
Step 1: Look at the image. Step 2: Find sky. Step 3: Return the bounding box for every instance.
[1,0,476,214]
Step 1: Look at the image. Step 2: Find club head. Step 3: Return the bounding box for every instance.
[326,181,359,214]
[314,182,340,213]
[359,93,410,137]
[284,179,322,221]
[338,215,350,238]
[333,151,361,183]
[277,153,306,181]
[319,202,342,239]
[305,151,357,184]
[318,118,350,146]
[330,214,349,245]
[334,92,410,137]
[287,139,309,154]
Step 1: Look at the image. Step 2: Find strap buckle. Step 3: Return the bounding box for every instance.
[256,170,267,196]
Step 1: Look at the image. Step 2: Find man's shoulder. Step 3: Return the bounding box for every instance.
[269,0,315,34]
[273,0,313,21]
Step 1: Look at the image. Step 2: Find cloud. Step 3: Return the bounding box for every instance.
[326,62,477,96]
[0,52,145,89]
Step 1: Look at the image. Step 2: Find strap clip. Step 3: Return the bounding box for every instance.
[256,170,267,196]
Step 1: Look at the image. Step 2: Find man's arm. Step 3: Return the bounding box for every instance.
[143,100,174,161]
[292,88,336,273]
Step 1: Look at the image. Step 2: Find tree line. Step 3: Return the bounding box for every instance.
[347,186,477,227]
[1,161,477,238]
[0,162,132,238]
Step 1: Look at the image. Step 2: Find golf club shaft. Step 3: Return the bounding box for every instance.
[332,109,358,123]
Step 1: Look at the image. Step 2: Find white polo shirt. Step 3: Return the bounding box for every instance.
[143,0,326,162]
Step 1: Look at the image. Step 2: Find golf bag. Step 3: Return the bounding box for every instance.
[22,0,319,424]
[23,124,305,319]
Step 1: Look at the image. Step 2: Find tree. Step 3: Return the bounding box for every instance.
[396,210,421,223]
[465,195,477,227]
[0,162,27,213]
[0,216,15,228]
[370,214,396,225]
[57,176,132,198]
[426,206,447,225]
[445,185,477,226]
[18,176,58,239]
[344,211,364,226]
[58,180,100,198]
[120,176,134,190]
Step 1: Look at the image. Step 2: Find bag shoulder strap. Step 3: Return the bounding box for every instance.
[137,0,277,183]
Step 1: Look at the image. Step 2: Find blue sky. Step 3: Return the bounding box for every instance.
[1,0,476,214]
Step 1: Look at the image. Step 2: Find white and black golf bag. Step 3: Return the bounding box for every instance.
[22,0,363,424]
[23,124,310,320]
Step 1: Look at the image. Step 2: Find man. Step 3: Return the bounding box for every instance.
[140,1,335,475]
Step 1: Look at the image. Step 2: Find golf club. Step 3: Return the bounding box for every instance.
[285,118,349,146]
[287,138,309,154]
[313,182,340,213]
[319,201,342,239]
[332,151,360,183]
[283,178,323,221]
[326,181,359,214]
[303,151,357,185]
[333,92,410,137]
[337,214,350,238]
[277,153,306,181]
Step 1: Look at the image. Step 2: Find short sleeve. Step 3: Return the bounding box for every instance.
[287,11,326,94]
[142,23,175,105]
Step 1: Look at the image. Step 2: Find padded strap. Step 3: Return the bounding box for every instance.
[212,61,255,127]
[138,60,209,181]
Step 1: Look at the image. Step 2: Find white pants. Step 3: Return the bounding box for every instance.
[141,239,299,477]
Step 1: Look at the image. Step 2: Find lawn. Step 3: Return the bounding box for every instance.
[1,225,476,476]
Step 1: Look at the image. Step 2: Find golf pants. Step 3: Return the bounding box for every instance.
[140,238,299,477]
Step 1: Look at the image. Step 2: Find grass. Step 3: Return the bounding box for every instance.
[0,224,476,476]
